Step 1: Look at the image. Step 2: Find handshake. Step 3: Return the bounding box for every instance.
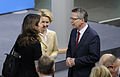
[66,57,75,67]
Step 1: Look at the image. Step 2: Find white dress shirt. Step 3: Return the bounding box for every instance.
[77,24,88,43]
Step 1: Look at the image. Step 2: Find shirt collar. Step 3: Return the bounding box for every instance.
[46,29,50,36]
[40,29,51,36]
[78,23,88,34]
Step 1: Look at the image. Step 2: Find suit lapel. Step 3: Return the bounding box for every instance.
[70,29,77,57]
[76,26,90,48]
[72,29,77,49]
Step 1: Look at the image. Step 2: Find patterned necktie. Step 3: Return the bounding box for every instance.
[76,32,80,47]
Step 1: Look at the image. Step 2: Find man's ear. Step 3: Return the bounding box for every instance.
[81,18,84,23]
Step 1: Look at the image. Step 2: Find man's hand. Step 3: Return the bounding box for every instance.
[66,57,75,67]
[70,58,75,66]
[66,57,72,67]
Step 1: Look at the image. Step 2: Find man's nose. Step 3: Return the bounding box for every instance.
[71,21,74,24]
[70,19,74,23]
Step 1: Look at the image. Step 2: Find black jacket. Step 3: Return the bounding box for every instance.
[15,42,42,77]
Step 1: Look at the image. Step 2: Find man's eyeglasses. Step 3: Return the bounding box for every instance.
[70,17,80,21]
[106,65,113,69]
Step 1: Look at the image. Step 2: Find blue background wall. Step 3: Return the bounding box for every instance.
[0,0,34,14]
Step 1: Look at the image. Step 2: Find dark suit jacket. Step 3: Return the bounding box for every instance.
[66,25,100,77]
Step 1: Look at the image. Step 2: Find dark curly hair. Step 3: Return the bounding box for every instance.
[17,14,41,46]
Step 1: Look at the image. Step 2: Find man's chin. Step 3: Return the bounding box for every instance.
[73,25,77,28]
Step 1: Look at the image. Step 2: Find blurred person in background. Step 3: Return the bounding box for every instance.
[37,56,54,77]
[99,54,120,77]
[90,65,112,77]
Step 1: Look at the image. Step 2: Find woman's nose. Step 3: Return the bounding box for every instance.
[43,23,47,26]
[43,23,48,27]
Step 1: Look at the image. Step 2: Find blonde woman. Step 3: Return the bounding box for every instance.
[90,65,112,77]
[37,9,58,70]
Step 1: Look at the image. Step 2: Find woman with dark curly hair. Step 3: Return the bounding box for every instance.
[14,14,42,77]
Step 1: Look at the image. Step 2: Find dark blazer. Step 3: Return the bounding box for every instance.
[66,25,100,77]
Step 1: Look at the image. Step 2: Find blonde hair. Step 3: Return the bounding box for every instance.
[90,65,112,77]
[37,9,53,22]
[99,54,117,66]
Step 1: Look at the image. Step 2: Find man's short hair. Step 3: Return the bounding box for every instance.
[38,56,54,74]
[72,8,88,22]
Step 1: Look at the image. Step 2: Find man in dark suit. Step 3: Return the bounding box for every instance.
[66,8,100,77]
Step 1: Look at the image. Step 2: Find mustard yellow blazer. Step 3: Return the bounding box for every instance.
[39,29,58,60]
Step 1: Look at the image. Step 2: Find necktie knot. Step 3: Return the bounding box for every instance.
[77,32,80,35]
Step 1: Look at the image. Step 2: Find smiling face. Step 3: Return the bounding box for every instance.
[41,16,50,32]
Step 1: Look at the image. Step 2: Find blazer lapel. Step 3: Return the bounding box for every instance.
[46,33,51,45]
[39,34,47,47]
